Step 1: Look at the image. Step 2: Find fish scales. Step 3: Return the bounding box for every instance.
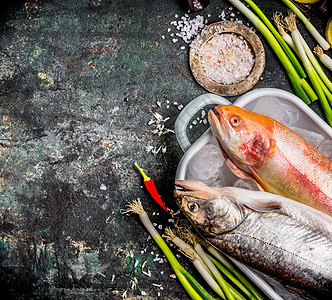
[210,211,332,286]
[174,181,332,298]
[264,126,332,210]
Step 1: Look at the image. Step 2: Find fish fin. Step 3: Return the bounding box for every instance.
[248,167,271,192]
[223,154,266,191]
[218,141,267,192]
[243,199,282,212]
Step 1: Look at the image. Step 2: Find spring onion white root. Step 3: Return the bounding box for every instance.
[164,227,226,299]
[280,0,330,50]
[313,46,332,71]
[123,199,214,300]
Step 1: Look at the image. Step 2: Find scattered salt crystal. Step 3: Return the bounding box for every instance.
[158,224,162,230]
[168,218,174,223]
[230,13,235,17]
[173,101,178,106]
[141,291,146,296]
[203,119,207,124]
[162,35,165,39]
[175,14,178,18]
[229,6,233,10]
[189,125,193,129]
[167,28,171,32]
[180,46,185,50]
[178,104,183,110]
[160,271,164,274]
[158,292,161,296]
[153,223,157,226]
[170,274,177,279]
[100,184,106,190]
[151,251,154,254]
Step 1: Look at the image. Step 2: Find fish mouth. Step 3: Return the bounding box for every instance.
[174,180,220,201]
[208,108,230,141]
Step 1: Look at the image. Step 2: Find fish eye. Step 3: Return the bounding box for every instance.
[230,115,241,127]
[188,202,199,213]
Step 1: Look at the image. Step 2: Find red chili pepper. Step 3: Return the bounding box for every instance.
[135,163,168,212]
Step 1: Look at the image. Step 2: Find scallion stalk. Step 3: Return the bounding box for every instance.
[313,46,332,71]
[194,243,234,300]
[280,0,330,50]
[299,35,332,92]
[207,246,264,300]
[122,199,214,300]
[285,12,332,125]
[164,228,224,298]
[244,0,306,79]
[182,247,227,299]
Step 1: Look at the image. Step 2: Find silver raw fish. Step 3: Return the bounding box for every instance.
[174,180,332,299]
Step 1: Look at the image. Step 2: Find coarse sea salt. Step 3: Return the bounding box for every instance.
[198,33,255,85]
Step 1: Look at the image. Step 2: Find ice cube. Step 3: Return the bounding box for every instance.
[290,127,325,148]
[233,179,259,191]
[318,140,332,160]
[211,163,238,187]
[252,96,299,126]
[187,144,224,184]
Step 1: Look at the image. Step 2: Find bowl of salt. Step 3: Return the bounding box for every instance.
[190,21,265,96]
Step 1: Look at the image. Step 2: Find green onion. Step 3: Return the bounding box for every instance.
[227,0,312,105]
[194,243,235,300]
[181,247,227,299]
[243,0,306,79]
[122,199,215,300]
[313,46,332,72]
[164,227,224,299]
[206,246,264,300]
[298,37,332,93]
[280,0,330,50]
[285,12,332,126]
[207,254,257,300]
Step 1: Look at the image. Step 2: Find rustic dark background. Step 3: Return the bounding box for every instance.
[0,0,331,299]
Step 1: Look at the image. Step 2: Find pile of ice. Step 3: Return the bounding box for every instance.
[252,96,299,127]
[186,143,238,187]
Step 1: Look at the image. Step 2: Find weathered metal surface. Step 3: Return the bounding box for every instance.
[0,0,330,298]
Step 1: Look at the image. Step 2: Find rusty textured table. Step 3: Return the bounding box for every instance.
[0,0,331,299]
